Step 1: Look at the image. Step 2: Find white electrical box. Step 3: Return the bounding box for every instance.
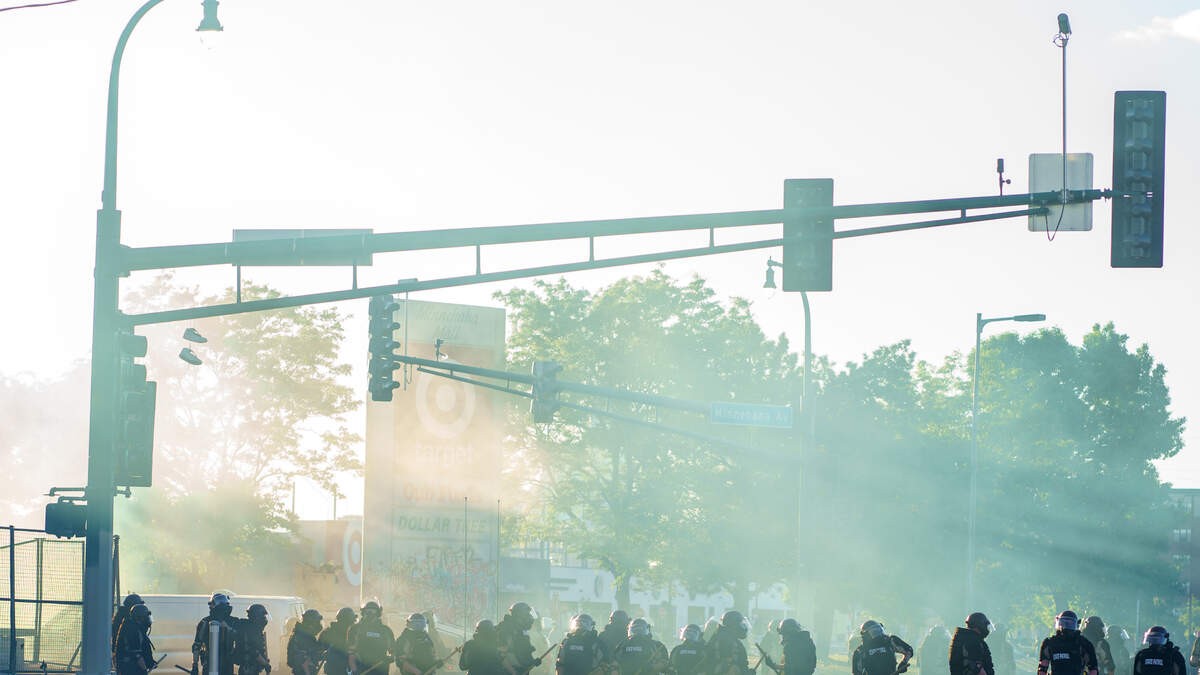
[1027,153,1094,231]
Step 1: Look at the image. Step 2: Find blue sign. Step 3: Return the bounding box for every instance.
[709,402,793,429]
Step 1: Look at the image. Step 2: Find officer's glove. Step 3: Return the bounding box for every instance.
[896,663,909,674]
[533,658,543,667]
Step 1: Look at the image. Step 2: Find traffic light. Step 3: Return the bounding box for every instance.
[1111,91,1166,268]
[44,499,87,538]
[530,361,562,424]
[368,295,401,402]
[115,331,156,488]
[782,178,835,292]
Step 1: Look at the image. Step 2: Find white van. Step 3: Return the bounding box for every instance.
[140,594,306,672]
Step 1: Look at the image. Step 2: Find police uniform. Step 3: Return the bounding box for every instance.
[350,619,395,675]
[778,628,817,675]
[669,639,706,675]
[613,634,667,675]
[1134,645,1183,675]
[948,627,993,675]
[395,629,438,675]
[1037,632,1098,675]
[853,635,914,675]
[707,626,751,675]
[556,631,610,675]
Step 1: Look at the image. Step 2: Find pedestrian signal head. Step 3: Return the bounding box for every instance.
[570,614,596,634]
[1055,611,1078,632]
[628,618,651,638]
[779,619,801,635]
[407,613,428,632]
[860,620,885,641]
[1144,626,1167,646]
[680,624,702,642]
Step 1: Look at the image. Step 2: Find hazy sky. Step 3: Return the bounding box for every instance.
[2,0,1197,519]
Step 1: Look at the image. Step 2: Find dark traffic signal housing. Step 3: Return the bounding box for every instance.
[115,331,156,488]
[368,295,401,401]
[531,360,562,423]
[782,179,835,292]
[45,499,87,538]
[1112,91,1165,268]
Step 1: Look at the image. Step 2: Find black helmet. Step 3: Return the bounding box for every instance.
[362,601,382,619]
[1144,626,1168,646]
[1106,625,1130,642]
[722,611,749,639]
[247,604,270,623]
[610,610,631,626]
[778,619,801,635]
[965,613,991,637]
[629,618,651,638]
[336,607,357,623]
[130,603,152,627]
[303,609,323,623]
[475,619,496,637]
[209,593,231,609]
[509,602,535,629]
[571,614,596,634]
[860,620,885,641]
[407,613,428,632]
[1082,616,1105,640]
[1055,611,1079,632]
[123,593,145,609]
[679,624,702,642]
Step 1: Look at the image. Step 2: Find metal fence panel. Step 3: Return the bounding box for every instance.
[1,527,85,673]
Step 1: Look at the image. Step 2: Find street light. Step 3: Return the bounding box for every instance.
[966,311,1046,611]
[82,2,222,673]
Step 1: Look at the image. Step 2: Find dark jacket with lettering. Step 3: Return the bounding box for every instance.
[1038,632,1098,675]
[852,635,913,675]
[318,619,355,675]
[948,628,993,675]
[613,635,668,675]
[668,640,707,675]
[350,620,395,672]
[395,629,438,675]
[779,631,817,675]
[556,631,609,675]
[114,619,155,675]
[1133,645,1184,675]
[288,624,325,675]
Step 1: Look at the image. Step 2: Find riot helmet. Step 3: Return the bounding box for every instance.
[610,610,631,627]
[778,619,801,635]
[247,604,271,625]
[362,601,383,621]
[302,609,323,631]
[1144,626,1168,646]
[510,602,536,629]
[629,618,651,638]
[679,624,702,642]
[407,613,428,632]
[336,607,357,624]
[571,614,596,635]
[1106,625,1129,642]
[722,611,749,640]
[123,593,145,609]
[1055,611,1079,633]
[130,603,152,628]
[475,620,497,638]
[1082,616,1105,642]
[209,593,232,619]
[966,613,991,637]
[860,620,885,641]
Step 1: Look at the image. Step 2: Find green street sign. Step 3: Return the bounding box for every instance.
[710,402,793,428]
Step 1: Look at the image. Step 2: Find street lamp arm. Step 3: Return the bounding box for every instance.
[101,0,166,212]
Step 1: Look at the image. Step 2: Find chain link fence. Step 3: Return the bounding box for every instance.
[1,527,85,673]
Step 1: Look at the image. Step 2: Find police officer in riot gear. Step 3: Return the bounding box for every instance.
[350,602,394,675]
[462,620,506,675]
[600,612,632,657]
[1106,627,1131,675]
[919,625,950,675]
[194,593,239,675]
[1038,611,1099,675]
[989,624,1016,675]
[115,604,156,675]
[613,618,668,675]
[396,614,438,675]
[238,604,272,675]
[114,593,147,656]
[556,615,610,675]
[949,613,994,675]
[707,611,752,675]
[1135,627,1184,675]
[499,602,541,674]
[852,620,913,675]
[669,625,707,675]
[288,610,326,675]
[760,619,816,675]
[1082,617,1116,675]
[319,608,357,675]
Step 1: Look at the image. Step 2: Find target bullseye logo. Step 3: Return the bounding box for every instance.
[343,521,363,587]
[414,361,476,439]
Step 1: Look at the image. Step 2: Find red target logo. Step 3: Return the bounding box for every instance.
[343,521,363,587]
